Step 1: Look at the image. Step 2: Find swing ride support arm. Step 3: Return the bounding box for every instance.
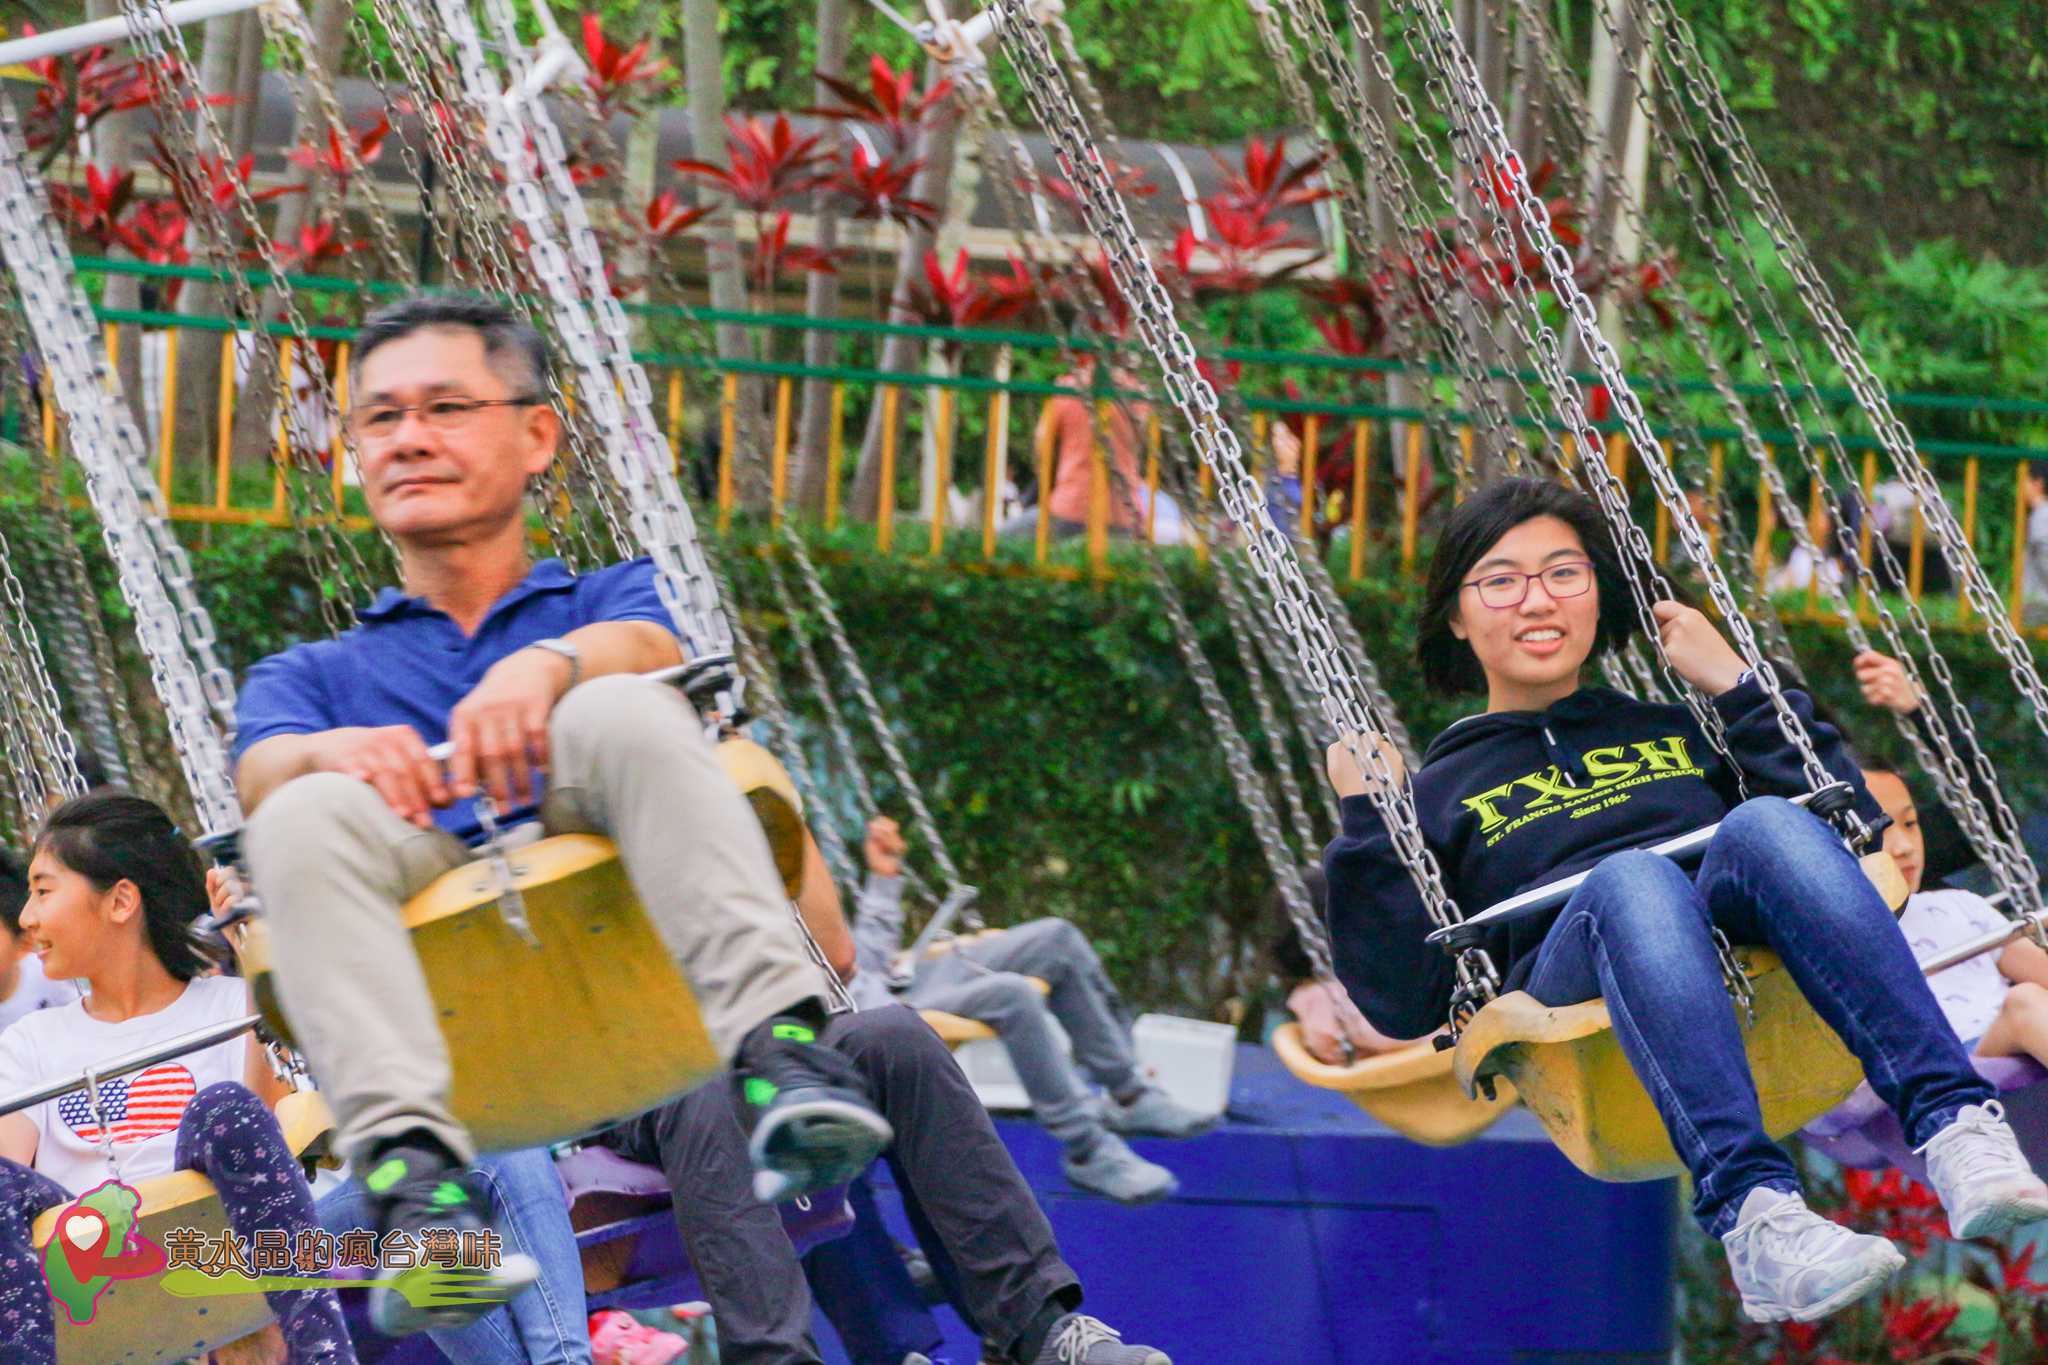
[0,1015,260,1120]
[1425,787,1844,948]
[0,0,269,65]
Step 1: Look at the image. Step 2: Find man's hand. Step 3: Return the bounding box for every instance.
[1326,733,1405,799]
[864,816,906,878]
[1854,649,1923,715]
[311,725,448,828]
[446,647,574,809]
[1652,600,1749,696]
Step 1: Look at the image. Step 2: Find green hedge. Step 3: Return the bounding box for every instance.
[10,501,2048,1022]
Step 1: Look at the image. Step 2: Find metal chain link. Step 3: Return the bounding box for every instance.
[987,1,1499,1018]
[0,285,143,788]
[0,97,242,835]
[116,0,380,628]
[1375,0,1854,820]
[1576,0,2040,910]
[403,0,734,671]
[966,69,1345,966]
[1635,0,2048,763]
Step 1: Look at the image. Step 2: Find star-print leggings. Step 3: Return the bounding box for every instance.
[0,1081,355,1363]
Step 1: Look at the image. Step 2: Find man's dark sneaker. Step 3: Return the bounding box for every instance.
[738,1015,894,1203]
[363,1143,540,1335]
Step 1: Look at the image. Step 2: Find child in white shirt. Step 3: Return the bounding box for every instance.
[1864,761,2048,1060]
[0,853,75,1034]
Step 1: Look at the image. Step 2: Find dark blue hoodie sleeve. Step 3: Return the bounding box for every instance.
[1708,677,1886,833]
[1322,794,1455,1042]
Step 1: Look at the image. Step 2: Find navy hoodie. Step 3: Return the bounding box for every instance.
[1322,677,1884,1041]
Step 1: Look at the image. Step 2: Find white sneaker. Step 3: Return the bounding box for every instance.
[1720,1187,1904,1323]
[1918,1100,2048,1239]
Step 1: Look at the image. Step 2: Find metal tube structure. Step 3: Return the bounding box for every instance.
[0,0,270,66]
[0,1015,259,1120]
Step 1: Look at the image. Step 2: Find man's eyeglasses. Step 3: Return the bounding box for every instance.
[1461,560,1595,609]
[347,395,541,441]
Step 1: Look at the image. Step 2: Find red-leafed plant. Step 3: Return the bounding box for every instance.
[270,221,364,271]
[906,251,1041,356]
[747,210,838,292]
[674,113,834,213]
[1170,203,1321,297]
[48,165,138,250]
[833,143,937,229]
[807,54,954,156]
[286,116,392,195]
[641,190,711,243]
[111,202,192,296]
[1210,135,1333,216]
[150,142,299,223]
[579,14,674,120]
[1031,158,1156,234]
[16,34,215,165]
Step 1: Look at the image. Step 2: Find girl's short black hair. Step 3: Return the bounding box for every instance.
[33,792,213,981]
[1416,478,1640,696]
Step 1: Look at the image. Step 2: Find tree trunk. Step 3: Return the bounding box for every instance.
[228,0,347,471]
[1577,0,1648,357]
[848,57,961,522]
[174,10,259,491]
[682,0,765,508]
[84,0,147,431]
[789,0,849,517]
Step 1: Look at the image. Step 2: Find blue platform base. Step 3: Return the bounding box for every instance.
[821,1044,1676,1365]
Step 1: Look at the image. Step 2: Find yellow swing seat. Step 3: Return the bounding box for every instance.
[920,975,1052,1048]
[1450,850,1906,1182]
[237,737,805,1153]
[1271,1024,1516,1146]
[36,1090,337,1365]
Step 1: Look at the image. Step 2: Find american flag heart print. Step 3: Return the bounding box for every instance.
[56,1064,197,1144]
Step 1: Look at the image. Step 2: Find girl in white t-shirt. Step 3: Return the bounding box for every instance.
[0,793,354,1365]
[1863,763,2048,1061]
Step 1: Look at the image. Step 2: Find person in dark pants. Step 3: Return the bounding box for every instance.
[598,1004,1169,1365]
[803,1173,946,1365]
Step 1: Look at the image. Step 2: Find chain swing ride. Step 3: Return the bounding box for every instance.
[1,0,2044,1243]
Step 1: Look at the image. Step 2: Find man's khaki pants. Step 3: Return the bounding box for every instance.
[244,673,821,1164]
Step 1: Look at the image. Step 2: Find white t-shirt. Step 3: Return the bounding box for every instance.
[0,955,77,1033]
[1896,888,2014,1044]
[0,975,248,1194]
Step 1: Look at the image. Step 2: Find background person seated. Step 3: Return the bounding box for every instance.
[0,852,74,1032]
[1863,759,2048,1070]
[1269,867,1417,1065]
[850,817,1209,1205]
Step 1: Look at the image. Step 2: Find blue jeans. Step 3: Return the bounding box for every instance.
[317,1147,591,1364]
[1525,796,1992,1236]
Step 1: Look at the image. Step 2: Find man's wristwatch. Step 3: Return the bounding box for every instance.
[526,638,582,692]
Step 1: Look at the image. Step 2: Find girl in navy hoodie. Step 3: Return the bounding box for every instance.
[1323,478,2045,1325]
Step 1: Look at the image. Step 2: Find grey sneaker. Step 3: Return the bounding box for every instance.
[1102,1087,1215,1139]
[1025,1314,1169,1364]
[1061,1133,1176,1205]
[1919,1100,2048,1239]
[1720,1186,1903,1323]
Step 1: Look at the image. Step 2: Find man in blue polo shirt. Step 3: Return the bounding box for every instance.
[233,295,890,1336]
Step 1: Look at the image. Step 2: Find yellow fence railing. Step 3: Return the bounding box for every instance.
[12,317,2048,640]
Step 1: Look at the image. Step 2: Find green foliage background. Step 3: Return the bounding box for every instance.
[12,499,2046,1024]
